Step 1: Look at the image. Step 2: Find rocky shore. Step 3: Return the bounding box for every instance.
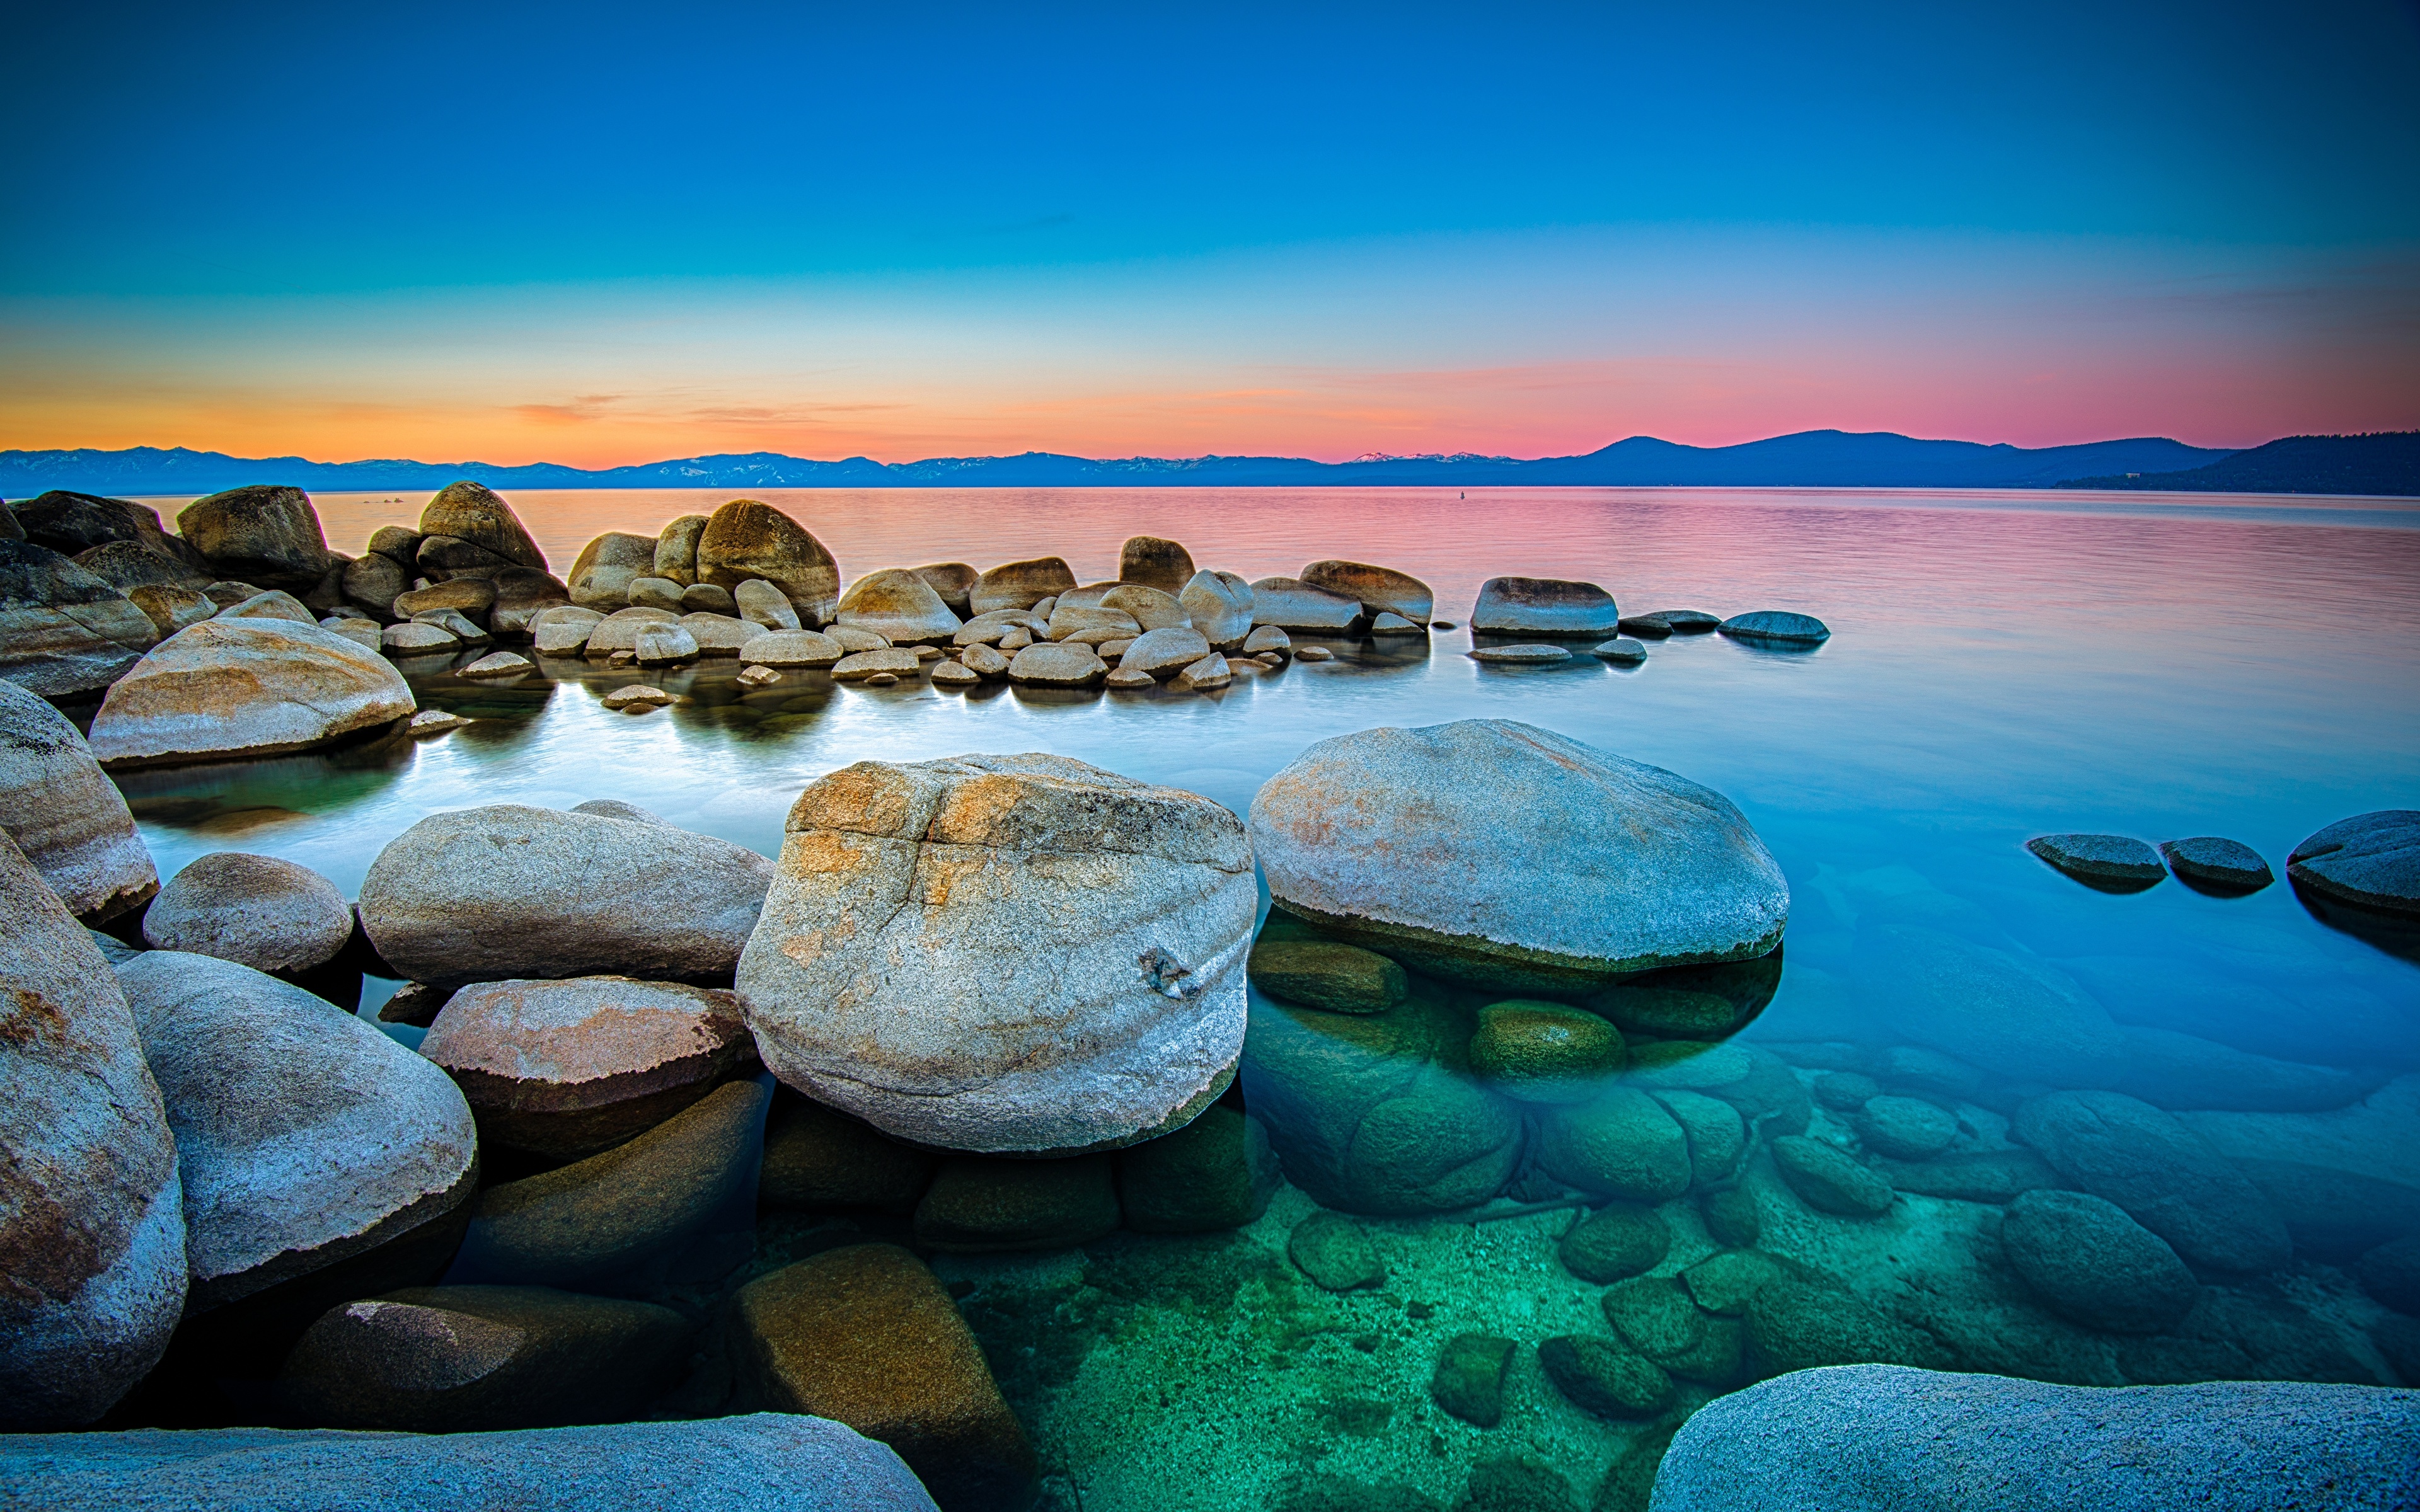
[4,481,2415,1512]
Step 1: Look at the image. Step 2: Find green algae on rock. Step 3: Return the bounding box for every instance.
[1248,937,1409,1014]
[1468,1000,1625,1102]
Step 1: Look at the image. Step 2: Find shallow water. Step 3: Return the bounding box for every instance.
[113,486,2420,1508]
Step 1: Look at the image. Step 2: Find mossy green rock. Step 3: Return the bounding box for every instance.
[1458,1457,1580,1512]
[1557,1205,1671,1283]
[1431,1332,1517,1427]
[1249,937,1408,1014]
[1241,988,1523,1215]
[1591,1424,1678,1512]
[759,1091,936,1213]
[1698,1186,1761,1247]
[1114,1104,1281,1234]
[913,1154,1121,1253]
[1533,1089,1691,1202]
[1652,1089,1747,1186]
[1468,1000,1625,1102]
[1591,951,1780,1041]
[1537,1336,1676,1419]
[1744,1278,1950,1375]
[1770,1135,1894,1217]
[1603,1278,1743,1385]
[1289,1210,1384,1292]
[1680,1249,1820,1317]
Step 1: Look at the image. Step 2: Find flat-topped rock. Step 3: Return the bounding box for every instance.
[422,976,756,1159]
[0,835,184,1429]
[0,540,160,696]
[176,485,334,589]
[677,612,756,654]
[141,852,352,973]
[1593,638,1648,663]
[567,532,660,609]
[583,607,677,655]
[832,647,922,682]
[393,577,497,624]
[970,557,1078,616]
[1618,614,1673,638]
[359,803,776,990]
[737,753,1255,1154]
[86,618,415,769]
[117,950,478,1312]
[1007,641,1107,687]
[1173,653,1232,690]
[458,650,534,679]
[1301,560,1434,624]
[744,629,844,667]
[697,500,841,626]
[2290,811,2420,917]
[1119,626,1213,679]
[0,677,156,921]
[383,621,455,652]
[1250,719,1789,988]
[838,568,963,644]
[2028,832,2167,890]
[1471,576,1620,636]
[1647,609,1722,631]
[1470,643,1571,663]
[1248,576,1364,632]
[1653,1365,2420,1512]
[625,576,685,611]
[1719,609,1830,643]
[2159,835,2273,893]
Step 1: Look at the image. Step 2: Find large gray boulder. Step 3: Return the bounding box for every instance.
[0,677,156,921]
[1649,1365,2420,1512]
[1855,924,2128,1088]
[1471,576,1620,636]
[2012,1090,2291,1273]
[1300,560,1434,625]
[2290,811,2420,918]
[738,753,1257,1155]
[567,532,659,609]
[0,1414,941,1511]
[835,568,962,644]
[1119,536,1195,594]
[0,835,185,1429]
[84,618,415,769]
[116,951,479,1312]
[695,500,841,626]
[1178,570,1253,648]
[141,852,353,973]
[2001,1188,2199,1334]
[416,481,546,578]
[0,539,159,696]
[1248,576,1363,633]
[359,805,776,990]
[14,493,198,570]
[175,486,334,590]
[969,556,1077,616]
[653,515,710,585]
[1248,719,1788,990]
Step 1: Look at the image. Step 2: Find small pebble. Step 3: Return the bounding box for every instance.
[1295,646,1334,662]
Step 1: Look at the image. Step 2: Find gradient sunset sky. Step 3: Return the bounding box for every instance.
[5,1,2416,466]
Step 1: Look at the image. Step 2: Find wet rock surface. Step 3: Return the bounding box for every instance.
[2289,810,2420,917]
[86,618,414,769]
[2027,832,2167,890]
[1470,577,1620,637]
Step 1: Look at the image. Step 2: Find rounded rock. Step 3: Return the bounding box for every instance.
[1248,576,1363,633]
[1300,560,1434,625]
[744,629,844,668]
[567,533,659,610]
[694,501,841,626]
[0,677,157,920]
[2002,1188,2199,1334]
[1468,999,1625,1102]
[625,576,686,612]
[1471,576,1618,637]
[1006,641,1108,687]
[1559,1205,1671,1283]
[2158,835,2273,893]
[1770,1135,1894,1217]
[837,568,964,645]
[141,852,352,973]
[1593,638,1648,663]
[87,619,415,769]
[2288,811,2420,918]
[969,556,1077,617]
[1853,1096,1959,1160]
[1117,537,1196,595]
[1178,570,1255,648]
[2027,832,2167,891]
[1288,1210,1383,1291]
[1719,610,1829,644]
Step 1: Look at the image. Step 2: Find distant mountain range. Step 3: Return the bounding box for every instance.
[0,429,2266,497]
[2056,432,2419,496]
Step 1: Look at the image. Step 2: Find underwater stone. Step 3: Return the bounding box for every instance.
[1867,1150,2060,1205]
[1702,1047,1814,1137]
[1468,1000,1625,1102]
[1698,1186,1761,1247]
[2012,1090,2291,1273]
[1655,1365,2420,1512]
[1535,1089,1691,1203]
[1744,1278,1949,1375]
[2001,1189,2199,1335]
[1557,1205,1671,1284]
[1680,1249,1819,1317]
[275,1285,691,1431]
[1114,1105,1279,1234]
[2027,833,2167,891]
[1467,643,1571,664]
[759,1091,936,1213]
[1457,1457,1576,1512]
[1603,1277,1743,1385]
[1812,1072,1881,1110]
[2288,810,2420,918]
[1537,1336,1674,1419]
[2158,835,2273,893]
[1288,1210,1384,1292]
[2356,1236,2420,1315]
[1856,924,2128,1089]
[2111,1026,2367,1113]
[1429,1334,1516,1428]
[1250,719,1789,991]
[1651,1089,1748,1186]
[1852,1096,1959,1160]
[1247,937,1408,1014]
[913,1155,1121,1254]
[1594,1425,1680,1512]
[733,1242,1036,1512]
[1770,1136,1894,1217]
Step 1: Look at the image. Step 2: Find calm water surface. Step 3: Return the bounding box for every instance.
[114,486,2420,1509]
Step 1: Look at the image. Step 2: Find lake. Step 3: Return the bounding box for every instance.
[110,484,2420,1510]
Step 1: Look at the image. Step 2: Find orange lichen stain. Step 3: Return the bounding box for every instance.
[930,776,1025,845]
[785,831,877,877]
[792,763,918,837]
[916,854,990,909]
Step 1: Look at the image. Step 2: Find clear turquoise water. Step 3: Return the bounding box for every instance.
[109,486,2420,1509]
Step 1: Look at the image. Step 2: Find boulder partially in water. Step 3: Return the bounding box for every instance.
[1654,1365,2420,1512]
[1300,560,1434,626]
[140,851,352,973]
[116,950,478,1312]
[1249,719,1789,990]
[1717,610,1830,644]
[176,485,335,590]
[416,482,547,578]
[737,754,1255,1154]
[837,568,964,645]
[2289,810,2420,918]
[969,556,1077,616]
[0,836,185,1429]
[1179,570,1255,648]
[2027,832,2167,891]
[1114,1104,1279,1234]
[2012,1089,2291,1273]
[1118,537,1195,595]
[1470,576,1620,637]
[2001,1188,2199,1334]
[759,1091,937,1213]
[568,532,660,610]
[2159,835,2273,893]
[1248,576,1364,633]
[0,677,156,921]
[85,618,414,769]
[913,1155,1121,1253]
[910,562,977,616]
[0,539,160,696]
[359,804,776,990]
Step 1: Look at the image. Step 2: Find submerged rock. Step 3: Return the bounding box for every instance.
[1534,1089,1691,1202]
[1468,643,1571,664]
[0,837,184,1429]
[1429,1334,1515,1428]
[1593,638,1648,663]
[0,678,156,920]
[421,977,756,1159]
[737,754,1255,1154]
[2012,1089,2291,1273]
[1247,937,1408,1014]
[1717,610,1829,644]
[1250,719,1790,990]
[1558,1205,1671,1283]
[1538,1336,1674,1419]
[2159,835,2273,893]
[359,804,776,990]
[1654,1365,2420,1512]
[2001,1188,2199,1334]
[0,540,160,696]
[1115,1104,1279,1234]
[1604,1276,1744,1384]
[1770,1135,1893,1217]
[1468,1000,1625,1102]
[0,1414,939,1511]
[1288,1210,1383,1292]
[732,1242,1037,1512]
[277,1285,691,1431]
[85,618,414,769]
[759,1092,936,1213]
[2112,1026,2368,1113]
[913,1155,1121,1252]
[2288,811,2420,917]
[117,951,477,1312]
[1470,576,1619,637]
[1744,1277,1947,1373]
[1855,924,2126,1087]
[1852,1096,1958,1160]
[141,852,352,973]
[2027,832,2167,891]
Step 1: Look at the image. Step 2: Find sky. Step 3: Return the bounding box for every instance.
[4,1,2417,466]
